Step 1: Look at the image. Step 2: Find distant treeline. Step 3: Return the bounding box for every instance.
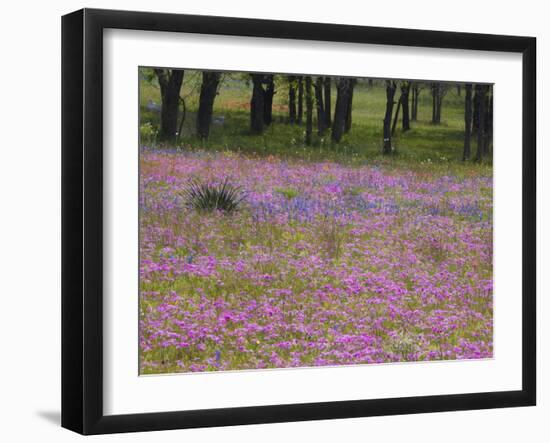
[144,69,493,161]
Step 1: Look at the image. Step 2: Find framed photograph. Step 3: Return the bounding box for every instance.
[62,8,536,435]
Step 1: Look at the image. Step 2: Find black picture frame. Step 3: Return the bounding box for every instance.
[62,8,536,435]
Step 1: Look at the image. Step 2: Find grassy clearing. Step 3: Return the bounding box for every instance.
[140,73,485,165]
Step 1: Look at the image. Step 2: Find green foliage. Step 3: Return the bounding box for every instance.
[346,186,365,196]
[275,187,300,200]
[139,67,157,84]
[183,178,245,213]
[140,122,158,145]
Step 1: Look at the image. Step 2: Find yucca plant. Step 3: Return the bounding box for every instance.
[183,178,245,213]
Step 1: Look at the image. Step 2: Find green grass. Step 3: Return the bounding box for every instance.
[275,187,300,200]
[139,71,489,166]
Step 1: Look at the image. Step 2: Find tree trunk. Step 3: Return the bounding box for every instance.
[411,83,419,121]
[486,86,493,155]
[344,79,356,133]
[432,83,437,123]
[437,92,443,124]
[331,78,353,143]
[263,75,275,126]
[177,97,187,141]
[288,76,296,124]
[463,83,473,161]
[411,84,416,121]
[484,90,492,157]
[250,74,265,134]
[314,77,326,135]
[473,88,479,132]
[431,83,442,124]
[305,76,313,145]
[401,82,411,131]
[383,81,397,155]
[155,68,184,141]
[430,83,444,124]
[196,71,221,139]
[324,77,332,127]
[391,93,402,136]
[475,84,487,161]
[297,77,304,125]
[415,87,420,121]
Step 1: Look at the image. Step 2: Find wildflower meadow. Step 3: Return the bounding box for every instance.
[139,69,493,374]
[139,149,492,374]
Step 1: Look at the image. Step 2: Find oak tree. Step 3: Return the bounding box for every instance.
[154,68,185,140]
[463,83,473,161]
[196,71,221,139]
[383,80,397,155]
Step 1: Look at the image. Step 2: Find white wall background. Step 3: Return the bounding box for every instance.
[0,0,546,441]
